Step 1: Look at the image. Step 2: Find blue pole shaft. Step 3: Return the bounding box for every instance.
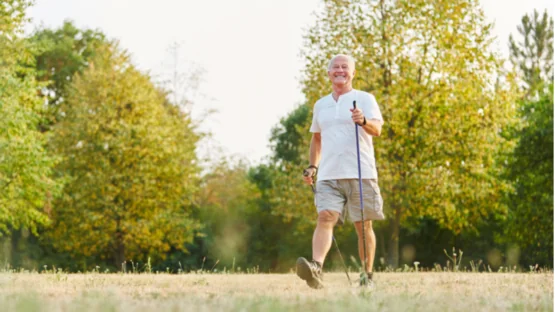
[353,101,367,275]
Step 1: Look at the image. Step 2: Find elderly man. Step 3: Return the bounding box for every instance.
[296,54,385,289]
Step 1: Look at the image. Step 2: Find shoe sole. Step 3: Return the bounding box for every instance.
[296,257,323,289]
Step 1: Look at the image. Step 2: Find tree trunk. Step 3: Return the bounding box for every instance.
[387,209,400,268]
[10,229,20,267]
[115,238,125,270]
[378,230,386,266]
[114,218,125,270]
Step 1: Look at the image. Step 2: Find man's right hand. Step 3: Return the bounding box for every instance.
[303,168,317,185]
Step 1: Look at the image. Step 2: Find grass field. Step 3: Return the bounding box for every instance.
[0,271,552,311]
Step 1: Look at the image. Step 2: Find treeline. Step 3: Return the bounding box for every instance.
[0,0,552,272]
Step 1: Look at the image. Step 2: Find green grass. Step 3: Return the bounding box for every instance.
[0,271,552,311]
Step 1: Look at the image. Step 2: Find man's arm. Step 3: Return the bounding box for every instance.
[360,119,382,136]
[309,133,322,166]
[303,133,321,185]
[350,107,382,136]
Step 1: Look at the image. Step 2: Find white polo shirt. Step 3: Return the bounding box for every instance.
[310,89,383,181]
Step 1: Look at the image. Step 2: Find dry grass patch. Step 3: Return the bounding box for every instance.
[0,272,552,311]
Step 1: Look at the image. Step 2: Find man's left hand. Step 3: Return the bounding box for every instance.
[350,108,365,126]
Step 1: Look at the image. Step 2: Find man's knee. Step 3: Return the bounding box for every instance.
[317,210,339,227]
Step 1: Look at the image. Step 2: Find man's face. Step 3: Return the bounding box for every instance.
[327,56,355,86]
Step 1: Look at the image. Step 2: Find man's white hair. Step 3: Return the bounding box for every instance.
[327,54,356,71]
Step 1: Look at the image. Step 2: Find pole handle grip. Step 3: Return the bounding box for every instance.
[353,100,357,109]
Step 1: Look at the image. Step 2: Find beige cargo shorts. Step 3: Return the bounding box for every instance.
[314,179,385,224]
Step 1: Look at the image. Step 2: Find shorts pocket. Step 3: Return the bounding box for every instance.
[363,180,385,220]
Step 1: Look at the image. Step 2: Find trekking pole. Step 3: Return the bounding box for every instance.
[303,169,352,285]
[353,100,368,284]
[332,235,353,285]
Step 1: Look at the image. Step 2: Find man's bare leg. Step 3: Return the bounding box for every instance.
[354,220,376,273]
[297,210,339,289]
[312,210,340,264]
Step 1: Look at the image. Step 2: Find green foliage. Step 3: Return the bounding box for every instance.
[0,0,60,235]
[504,88,553,265]
[509,9,554,96]
[29,20,108,127]
[47,43,200,268]
[0,0,34,68]
[270,104,310,163]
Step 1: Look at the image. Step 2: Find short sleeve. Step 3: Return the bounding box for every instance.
[362,93,383,125]
[309,103,321,133]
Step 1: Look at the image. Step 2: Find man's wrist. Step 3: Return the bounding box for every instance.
[303,165,318,178]
[357,117,367,126]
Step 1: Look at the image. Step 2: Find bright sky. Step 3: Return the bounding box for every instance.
[26,0,553,165]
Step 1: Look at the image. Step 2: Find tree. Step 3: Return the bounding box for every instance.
[271,0,519,267]
[505,10,554,267]
[504,88,553,266]
[0,0,59,236]
[509,9,554,97]
[48,43,201,268]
